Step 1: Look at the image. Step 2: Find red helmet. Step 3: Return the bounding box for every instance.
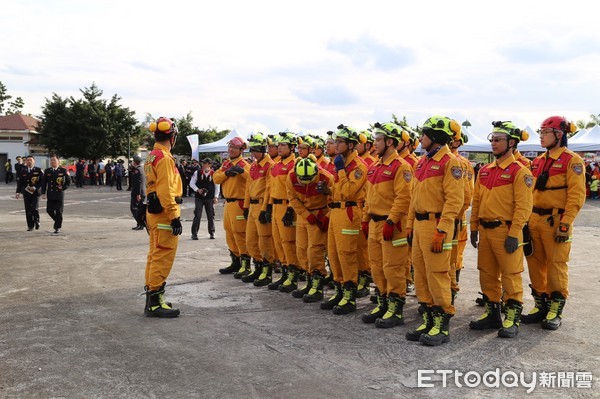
[227,136,247,149]
[540,116,576,134]
[149,117,177,135]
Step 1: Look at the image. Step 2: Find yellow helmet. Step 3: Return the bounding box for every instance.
[422,116,461,145]
[294,155,319,184]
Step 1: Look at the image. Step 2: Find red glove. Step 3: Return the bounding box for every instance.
[317,216,329,232]
[383,220,395,241]
[431,229,447,253]
[306,214,318,225]
[361,221,369,238]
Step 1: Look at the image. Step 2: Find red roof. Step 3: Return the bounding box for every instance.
[0,114,39,131]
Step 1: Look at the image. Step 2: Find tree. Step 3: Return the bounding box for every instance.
[38,83,141,159]
[0,81,25,115]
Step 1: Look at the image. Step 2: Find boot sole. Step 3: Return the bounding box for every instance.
[498,329,518,338]
[302,294,323,303]
[541,320,561,330]
[253,279,272,287]
[405,332,424,342]
[332,306,356,315]
[144,310,180,318]
[419,334,450,346]
[375,318,404,328]
[469,322,502,330]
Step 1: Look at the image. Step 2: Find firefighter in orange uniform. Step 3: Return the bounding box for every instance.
[449,132,474,301]
[312,135,330,170]
[143,117,183,318]
[469,121,533,338]
[522,116,586,330]
[361,122,413,328]
[266,132,300,292]
[405,116,464,346]
[213,136,251,276]
[319,125,368,315]
[286,155,333,302]
[241,133,275,286]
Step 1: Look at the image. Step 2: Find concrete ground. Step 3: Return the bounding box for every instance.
[0,183,599,399]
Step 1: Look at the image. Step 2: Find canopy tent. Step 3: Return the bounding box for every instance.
[570,125,600,152]
[195,129,249,154]
[569,128,589,143]
[458,126,492,152]
[516,125,544,153]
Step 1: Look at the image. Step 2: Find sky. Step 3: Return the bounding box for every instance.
[2,0,600,137]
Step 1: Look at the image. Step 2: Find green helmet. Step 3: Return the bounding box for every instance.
[360,129,374,144]
[333,124,366,144]
[277,131,298,146]
[310,134,326,149]
[372,122,404,142]
[294,155,319,184]
[422,116,461,144]
[267,134,278,146]
[298,134,316,148]
[248,132,268,151]
[490,121,525,142]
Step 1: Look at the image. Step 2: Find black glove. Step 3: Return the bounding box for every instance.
[504,236,519,253]
[258,210,268,224]
[265,204,273,223]
[170,218,183,236]
[470,230,479,248]
[282,207,295,227]
[224,169,236,177]
[243,208,249,220]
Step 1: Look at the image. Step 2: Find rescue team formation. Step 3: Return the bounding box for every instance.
[141,115,586,347]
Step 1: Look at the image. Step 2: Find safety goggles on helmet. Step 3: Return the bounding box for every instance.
[333,124,367,144]
[490,121,523,141]
[149,117,177,136]
[422,116,461,138]
[294,155,319,184]
[277,132,298,146]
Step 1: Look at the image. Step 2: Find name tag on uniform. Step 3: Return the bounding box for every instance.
[501,173,512,179]
[383,170,392,175]
[430,165,440,170]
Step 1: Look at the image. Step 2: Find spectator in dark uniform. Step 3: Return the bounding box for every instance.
[88,160,97,186]
[130,155,146,230]
[189,158,219,240]
[75,159,85,187]
[105,161,113,187]
[15,155,44,231]
[5,159,13,184]
[114,160,124,190]
[14,156,23,178]
[176,159,187,197]
[42,154,70,233]
[185,159,200,196]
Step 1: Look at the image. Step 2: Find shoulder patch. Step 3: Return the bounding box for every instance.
[403,170,412,183]
[354,168,363,179]
[524,175,533,188]
[572,163,583,175]
[451,166,463,180]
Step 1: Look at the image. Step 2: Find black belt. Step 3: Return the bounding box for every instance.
[415,212,441,221]
[249,198,261,204]
[480,219,511,229]
[370,214,388,222]
[272,198,288,204]
[532,207,564,216]
[328,201,358,209]
[225,198,243,203]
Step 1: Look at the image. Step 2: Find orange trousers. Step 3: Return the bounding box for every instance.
[246,203,274,263]
[368,217,408,296]
[526,213,571,298]
[328,206,361,284]
[223,200,247,257]
[296,214,327,275]
[145,212,179,291]
[476,225,524,303]
[272,203,298,266]
[412,219,455,314]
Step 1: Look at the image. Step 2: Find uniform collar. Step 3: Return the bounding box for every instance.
[281,153,295,165]
[379,150,398,166]
[344,150,359,166]
[430,144,450,162]
[489,154,516,169]
[258,154,272,166]
[546,146,567,160]
[153,142,171,154]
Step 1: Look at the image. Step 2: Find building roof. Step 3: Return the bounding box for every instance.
[0,114,39,131]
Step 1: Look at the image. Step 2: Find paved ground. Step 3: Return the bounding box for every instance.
[0,183,599,398]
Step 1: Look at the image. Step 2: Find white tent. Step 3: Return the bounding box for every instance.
[459,126,492,152]
[570,125,600,152]
[517,125,544,153]
[196,129,248,153]
[569,128,589,143]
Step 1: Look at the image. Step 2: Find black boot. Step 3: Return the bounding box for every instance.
[498,299,523,338]
[542,292,566,330]
[279,265,299,293]
[419,306,452,346]
[320,281,342,310]
[292,272,312,298]
[521,284,548,324]
[375,293,405,328]
[370,286,381,304]
[356,271,371,298]
[332,282,357,315]
[241,259,262,283]
[469,295,502,330]
[362,294,387,324]
[303,272,325,303]
[234,254,252,279]
[268,266,288,290]
[406,305,433,341]
[144,286,180,318]
[219,251,241,274]
[253,262,273,287]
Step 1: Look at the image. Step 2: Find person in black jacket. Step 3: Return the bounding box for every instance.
[75,159,85,187]
[15,155,44,231]
[42,154,70,233]
[176,159,187,197]
[189,158,219,239]
[130,155,146,230]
